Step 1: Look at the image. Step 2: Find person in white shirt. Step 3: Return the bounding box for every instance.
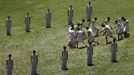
[118,17,125,32]
[86,27,99,45]
[76,28,86,48]
[115,20,123,40]
[90,17,99,36]
[100,24,115,44]
[102,17,114,30]
[68,27,76,48]
[123,19,130,38]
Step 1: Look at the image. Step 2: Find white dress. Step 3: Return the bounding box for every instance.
[116,23,123,34]
[111,42,117,61]
[123,21,129,33]
[77,30,84,42]
[25,16,31,31]
[88,28,95,42]
[68,30,75,42]
[61,50,68,70]
[6,19,11,34]
[46,11,51,28]
[90,19,98,33]
[104,25,112,36]
[6,58,13,75]
[118,20,124,31]
[86,5,92,21]
[87,45,93,65]
[31,54,38,75]
[67,8,73,24]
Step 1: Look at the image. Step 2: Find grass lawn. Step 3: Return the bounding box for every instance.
[0,0,134,75]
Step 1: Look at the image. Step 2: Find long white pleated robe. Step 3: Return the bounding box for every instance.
[31,54,38,75]
[46,11,51,28]
[87,45,93,65]
[61,50,68,70]
[6,58,13,75]
[86,5,92,22]
[25,16,31,32]
[67,8,73,25]
[6,19,12,35]
[111,42,117,62]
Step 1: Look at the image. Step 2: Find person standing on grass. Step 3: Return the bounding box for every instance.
[76,28,86,48]
[123,19,130,38]
[61,46,68,70]
[102,17,114,30]
[67,5,73,25]
[6,16,12,35]
[90,17,99,37]
[68,27,76,48]
[86,1,92,22]
[46,9,51,28]
[111,38,118,62]
[87,42,94,66]
[31,50,38,75]
[118,17,125,32]
[115,20,123,40]
[25,13,31,32]
[6,54,13,75]
[86,27,99,45]
[80,19,85,28]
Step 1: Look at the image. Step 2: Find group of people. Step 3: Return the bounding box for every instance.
[5,8,52,36]
[6,50,38,75]
[65,16,130,71]
[62,37,118,70]
[4,1,131,75]
[5,13,31,35]
[67,16,130,48]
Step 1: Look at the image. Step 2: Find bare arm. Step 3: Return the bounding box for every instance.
[99,28,105,34]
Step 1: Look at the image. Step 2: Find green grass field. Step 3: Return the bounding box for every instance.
[0,0,134,75]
